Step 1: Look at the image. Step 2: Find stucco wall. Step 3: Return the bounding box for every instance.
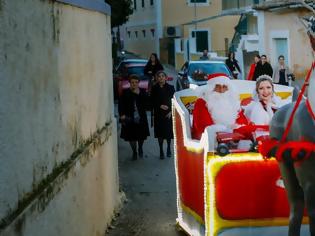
[261,10,313,79]
[162,0,239,53]
[122,0,158,58]
[123,23,157,59]
[0,0,121,235]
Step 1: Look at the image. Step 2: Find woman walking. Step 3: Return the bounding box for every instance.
[119,75,150,160]
[150,71,175,159]
[144,53,164,95]
[225,51,241,79]
[246,54,260,81]
[144,53,164,78]
[273,55,292,86]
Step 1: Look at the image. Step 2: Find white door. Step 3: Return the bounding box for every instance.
[274,38,288,64]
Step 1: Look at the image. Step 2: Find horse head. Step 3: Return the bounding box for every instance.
[302,15,315,111]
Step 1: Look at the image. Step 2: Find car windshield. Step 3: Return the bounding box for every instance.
[116,60,146,72]
[121,60,146,67]
[127,66,147,80]
[187,63,231,80]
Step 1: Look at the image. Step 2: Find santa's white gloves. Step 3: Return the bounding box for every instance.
[201,124,232,151]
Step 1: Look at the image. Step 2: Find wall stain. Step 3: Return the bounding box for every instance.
[25,42,31,52]
[0,121,113,233]
[13,215,25,236]
[0,0,3,13]
[51,3,60,44]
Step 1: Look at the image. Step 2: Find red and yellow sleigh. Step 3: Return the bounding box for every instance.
[172,80,309,236]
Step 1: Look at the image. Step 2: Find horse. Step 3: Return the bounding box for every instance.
[260,16,315,236]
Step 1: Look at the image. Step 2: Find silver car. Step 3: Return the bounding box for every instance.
[175,60,233,91]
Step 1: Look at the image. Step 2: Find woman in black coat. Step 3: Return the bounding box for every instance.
[119,75,150,160]
[225,51,241,79]
[150,71,175,159]
[144,53,164,95]
[144,53,164,78]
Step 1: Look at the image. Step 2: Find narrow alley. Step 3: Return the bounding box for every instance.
[105,62,185,236]
[106,120,185,236]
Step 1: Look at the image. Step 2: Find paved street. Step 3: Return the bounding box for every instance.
[106,113,185,236]
[106,61,184,236]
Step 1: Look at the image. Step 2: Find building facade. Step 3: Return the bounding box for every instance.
[226,0,314,80]
[121,0,240,69]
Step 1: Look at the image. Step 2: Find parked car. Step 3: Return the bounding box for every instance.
[118,64,149,97]
[113,60,147,99]
[175,60,233,91]
[114,58,147,74]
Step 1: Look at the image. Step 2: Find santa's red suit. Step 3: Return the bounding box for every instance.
[191,73,250,140]
[192,98,249,139]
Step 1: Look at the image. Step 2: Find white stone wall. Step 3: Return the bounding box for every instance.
[259,10,313,78]
[0,0,121,235]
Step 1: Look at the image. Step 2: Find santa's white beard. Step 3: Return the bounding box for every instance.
[205,91,240,127]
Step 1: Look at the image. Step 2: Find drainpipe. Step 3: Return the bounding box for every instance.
[156,0,162,58]
[257,10,265,54]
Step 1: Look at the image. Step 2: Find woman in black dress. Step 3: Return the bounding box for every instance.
[119,75,150,160]
[144,53,164,95]
[151,71,175,159]
[225,51,241,79]
[144,53,164,78]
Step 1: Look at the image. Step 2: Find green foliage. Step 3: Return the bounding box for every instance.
[105,0,133,28]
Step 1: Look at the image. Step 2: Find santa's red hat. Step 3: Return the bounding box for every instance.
[207,73,231,87]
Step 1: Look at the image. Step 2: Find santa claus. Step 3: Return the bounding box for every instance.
[191,73,249,140]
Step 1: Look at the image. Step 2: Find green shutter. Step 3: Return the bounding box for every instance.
[196,31,208,52]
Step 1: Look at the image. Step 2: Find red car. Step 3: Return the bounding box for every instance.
[114,63,173,99]
[114,63,148,97]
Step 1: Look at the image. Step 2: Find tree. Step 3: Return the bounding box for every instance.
[105,0,133,28]
[105,0,133,65]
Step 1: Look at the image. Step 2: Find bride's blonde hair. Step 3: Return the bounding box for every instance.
[255,74,274,95]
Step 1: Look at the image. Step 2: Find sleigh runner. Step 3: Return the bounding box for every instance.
[172,80,309,236]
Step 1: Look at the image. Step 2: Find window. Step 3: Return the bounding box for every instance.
[134,0,137,10]
[192,30,208,52]
[150,28,155,38]
[222,0,256,11]
[142,30,146,38]
[150,0,154,5]
[135,31,138,38]
[190,0,207,2]
[142,0,145,8]
[188,0,209,6]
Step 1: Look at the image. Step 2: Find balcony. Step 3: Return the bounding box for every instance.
[222,0,263,11]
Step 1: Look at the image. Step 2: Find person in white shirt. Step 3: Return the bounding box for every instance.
[246,75,280,140]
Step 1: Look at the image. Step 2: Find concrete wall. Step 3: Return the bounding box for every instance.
[0,0,121,235]
[122,0,158,58]
[123,22,157,59]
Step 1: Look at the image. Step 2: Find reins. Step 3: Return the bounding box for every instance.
[280,62,315,143]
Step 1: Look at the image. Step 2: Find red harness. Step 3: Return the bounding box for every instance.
[259,63,315,162]
[306,99,315,121]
